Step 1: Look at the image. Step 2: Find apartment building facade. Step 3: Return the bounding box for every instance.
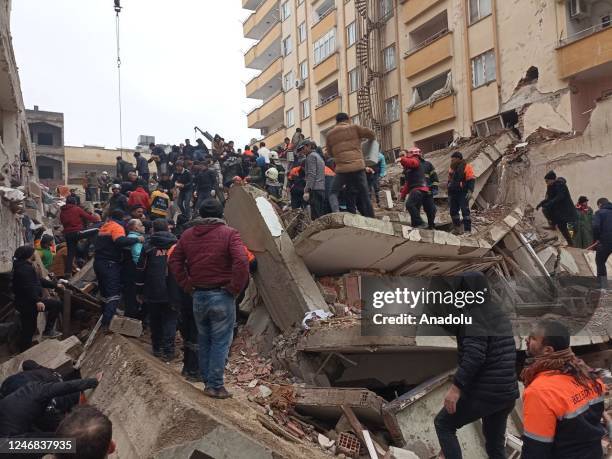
[243,0,612,154]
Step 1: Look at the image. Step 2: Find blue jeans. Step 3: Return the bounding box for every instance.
[192,289,235,389]
[94,259,122,326]
[149,302,178,357]
[178,189,193,219]
[449,192,471,231]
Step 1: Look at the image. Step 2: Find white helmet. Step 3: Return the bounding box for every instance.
[265,167,279,181]
[269,150,279,160]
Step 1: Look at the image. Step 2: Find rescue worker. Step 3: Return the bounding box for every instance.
[127,185,150,213]
[447,152,475,234]
[400,148,436,229]
[172,160,194,220]
[149,185,171,221]
[136,219,180,361]
[536,171,577,246]
[264,167,282,199]
[593,197,612,289]
[522,319,605,458]
[60,196,99,278]
[94,210,142,330]
[288,158,307,209]
[107,184,128,214]
[302,141,327,220]
[246,156,266,189]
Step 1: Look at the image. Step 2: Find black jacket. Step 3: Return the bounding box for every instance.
[12,261,56,309]
[108,192,128,213]
[538,178,577,224]
[0,378,98,436]
[0,366,60,399]
[593,202,612,245]
[173,169,193,191]
[135,155,149,175]
[135,231,182,306]
[195,169,218,192]
[222,156,244,185]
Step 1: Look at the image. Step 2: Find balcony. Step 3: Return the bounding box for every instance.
[243,0,263,10]
[244,23,282,70]
[408,94,455,133]
[315,95,341,124]
[247,92,285,129]
[402,0,444,24]
[405,30,452,78]
[261,127,287,149]
[557,26,612,79]
[246,58,283,100]
[243,0,280,40]
[314,53,339,84]
[312,9,337,43]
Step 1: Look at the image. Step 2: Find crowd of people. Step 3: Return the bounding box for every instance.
[6,111,612,457]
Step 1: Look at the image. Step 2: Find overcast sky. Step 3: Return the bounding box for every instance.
[11,0,260,149]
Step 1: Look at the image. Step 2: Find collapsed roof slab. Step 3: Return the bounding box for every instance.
[294,208,523,276]
[225,185,329,331]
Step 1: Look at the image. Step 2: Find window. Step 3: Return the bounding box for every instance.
[37,132,53,146]
[282,36,293,56]
[469,0,491,23]
[472,50,496,88]
[283,71,295,91]
[346,21,356,47]
[298,22,307,43]
[412,72,450,105]
[301,99,311,119]
[286,108,295,127]
[385,96,399,123]
[38,165,54,179]
[313,29,336,65]
[348,68,360,93]
[380,0,393,20]
[383,45,396,72]
[281,1,291,21]
[300,60,309,79]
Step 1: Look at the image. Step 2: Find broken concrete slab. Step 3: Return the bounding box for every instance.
[383,371,521,455]
[225,185,329,331]
[81,333,328,459]
[389,446,420,459]
[109,316,143,337]
[294,209,521,276]
[0,336,82,383]
[294,387,386,427]
[245,303,279,356]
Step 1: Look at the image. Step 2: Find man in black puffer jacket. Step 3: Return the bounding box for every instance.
[135,219,181,361]
[433,272,519,459]
[536,171,577,246]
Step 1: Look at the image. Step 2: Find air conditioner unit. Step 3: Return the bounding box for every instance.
[295,79,305,89]
[570,0,588,19]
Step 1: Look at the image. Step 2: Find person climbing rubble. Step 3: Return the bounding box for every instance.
[536,171,577,246]
[301,140,327,220]
[400,147,436,229]
[60,196,100,278]
[593,197,612,289]
[573,196,593,248]
[521,319,606,459]
[12,246,65,350]
[447,151,475,234]
[169,199,249,399]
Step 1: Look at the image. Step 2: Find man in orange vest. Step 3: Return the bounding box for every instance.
[522,319,606,458]
[447,151,475,234]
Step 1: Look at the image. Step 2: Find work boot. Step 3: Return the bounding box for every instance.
[597,276,609,289]
[203,386,233,399]
[450,225,464,235]
[42,329,62,339]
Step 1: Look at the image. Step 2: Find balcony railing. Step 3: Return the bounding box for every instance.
[558,22,611,47]
[406,28,449,56]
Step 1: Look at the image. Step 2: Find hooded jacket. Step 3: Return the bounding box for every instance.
[593,202,612,245]
[128,187,150,211]
[168,218,249,296]
[108,192,129,213]
[538,178,577,224]
[94,218,139,263]
[135,231,182,305]
[325,122,375,173]
[12,260,57,308]
[59,204,97,234]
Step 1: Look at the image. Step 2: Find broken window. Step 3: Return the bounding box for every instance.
[472,50,496,88]
[38,165,54,179]
[37,132,53,146]
[408,11,448,53]
[474,115,504,137]
[348,68,360,93]
[313,29,336,65]
[469,0,492,24]
[385,96,400,123]
[411,71,451,107]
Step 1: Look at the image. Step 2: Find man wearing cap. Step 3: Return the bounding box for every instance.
[169,199,249,399]
[325,113,376,218]
[98,171,112,201]
[448,152,475,234]
[301,141,327,220]
[536,171,577,246]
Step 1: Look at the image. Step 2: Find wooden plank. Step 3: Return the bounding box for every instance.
[341,405,386,458]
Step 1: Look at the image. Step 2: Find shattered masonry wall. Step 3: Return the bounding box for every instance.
[497,96,612,213]
[0,0,36,273]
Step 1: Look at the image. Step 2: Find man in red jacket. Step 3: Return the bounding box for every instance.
[59,196,100,278]
[127,186,150,212]
[169,199,249,399]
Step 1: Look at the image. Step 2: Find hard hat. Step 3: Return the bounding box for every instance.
[102,171,109,175]
[269,150,279,160]
[265,167,279,181]
[111,184,121,190]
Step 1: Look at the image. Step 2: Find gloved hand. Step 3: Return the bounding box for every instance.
[303,192,310,202]
[211,190,216,197]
